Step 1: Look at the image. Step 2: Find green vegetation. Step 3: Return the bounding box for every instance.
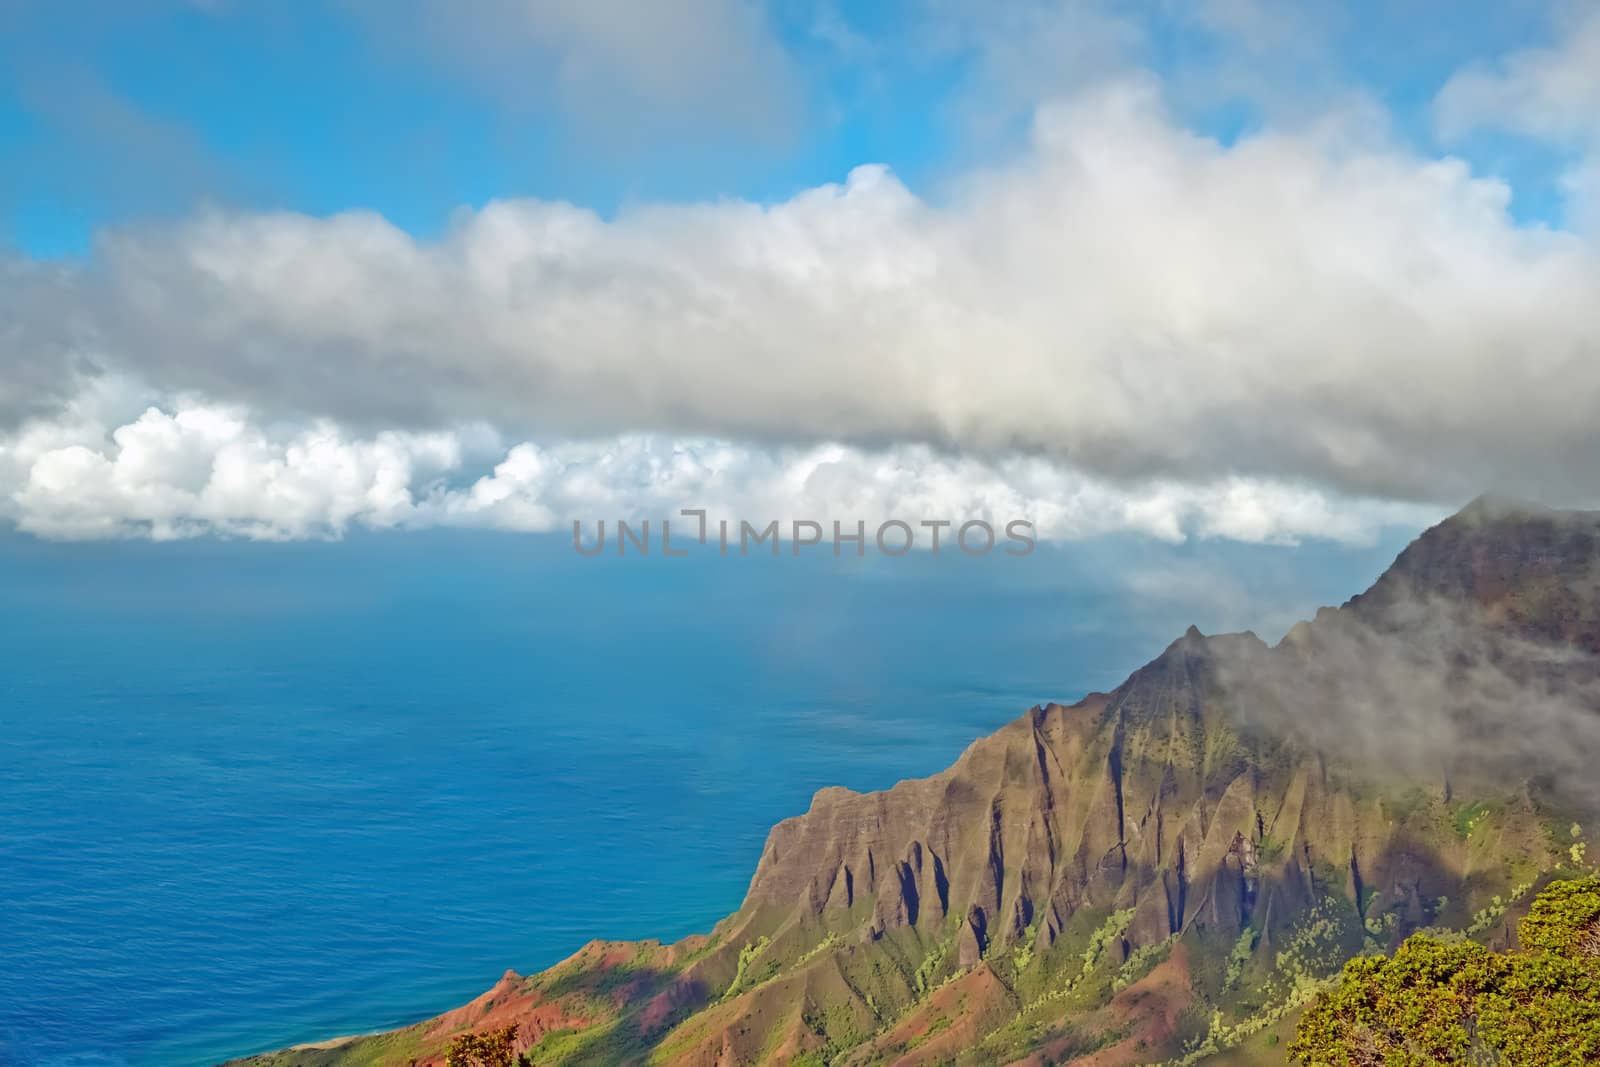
[1362,907,1397,947]
[1022,907,1137,1015]
[445,1025,522,1067]
[1114,936,1175,992]
[1011,918,1041,972]
[1270,896,1361,999]
[1519,877,1600,956]
[1224,927,1257,990]
[1461,879,1535,937]
[1080,909,1135,976]
[1254,835,1286,864]
[788,932,841,973]
[1164,896,1366,1065]
[722,935,770,1000]
[1289,877,1600,1065]
[913,932,953,997]
[525,1020,637,1066]
[1452,800,1490,840]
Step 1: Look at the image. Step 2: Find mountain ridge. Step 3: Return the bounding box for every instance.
[233,499,1600,1067]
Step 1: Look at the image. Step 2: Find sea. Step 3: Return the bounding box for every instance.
[0,527,1411,1066]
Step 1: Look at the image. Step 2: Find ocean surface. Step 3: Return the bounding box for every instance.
[0,528,1411,1066]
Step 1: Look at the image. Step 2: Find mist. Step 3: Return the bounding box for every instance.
[1212,502,1600,805]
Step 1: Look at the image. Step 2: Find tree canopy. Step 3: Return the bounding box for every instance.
[444,1024,522,1067]
[1290,877,1600,1065]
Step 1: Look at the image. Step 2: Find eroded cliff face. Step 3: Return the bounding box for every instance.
[737,631,1278,963]
[233,501,1600,1067]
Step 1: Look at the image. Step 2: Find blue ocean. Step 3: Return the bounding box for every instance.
[0,530,1409,1066]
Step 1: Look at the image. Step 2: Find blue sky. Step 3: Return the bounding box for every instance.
[3,1,1600,547]
[0,0,1582,256]
[0,1,947,254]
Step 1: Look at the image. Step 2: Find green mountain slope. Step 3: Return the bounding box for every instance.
[233,499,1600,1067]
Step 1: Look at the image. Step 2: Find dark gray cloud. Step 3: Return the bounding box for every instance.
[0,255,99,424]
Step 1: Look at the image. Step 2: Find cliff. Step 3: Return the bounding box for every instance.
[233,499,1600,1066]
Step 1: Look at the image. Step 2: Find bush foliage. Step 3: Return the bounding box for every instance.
[444,1024,524,1067]
[1289,877,1600,1065]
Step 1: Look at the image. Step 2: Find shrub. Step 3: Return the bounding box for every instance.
[1289,878,1600,1065]
[445,1024,523,1067]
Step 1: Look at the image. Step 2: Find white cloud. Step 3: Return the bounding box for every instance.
[19,76,1597,511]
[14,18,1600,540]
[1,399,462,541]
[1435,8,1600,144]
[0,396,1434,545]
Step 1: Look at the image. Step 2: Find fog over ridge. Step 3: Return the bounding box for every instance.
[1202,501,1600,803]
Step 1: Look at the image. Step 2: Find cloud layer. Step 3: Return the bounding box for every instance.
[10,7,1600,543]
[0,393,1433,544]
[11,75,1600,529]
